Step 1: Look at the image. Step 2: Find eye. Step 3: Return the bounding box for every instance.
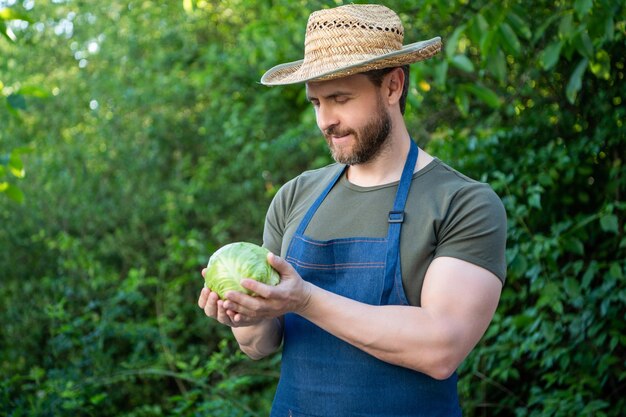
[335,96,349,104]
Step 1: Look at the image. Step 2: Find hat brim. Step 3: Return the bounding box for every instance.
[260,37,442,86]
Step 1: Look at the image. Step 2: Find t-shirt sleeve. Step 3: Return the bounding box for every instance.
[263,184,288,256]
[434,183,507,283]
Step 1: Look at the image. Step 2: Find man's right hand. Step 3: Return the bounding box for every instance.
[198,269,266,328]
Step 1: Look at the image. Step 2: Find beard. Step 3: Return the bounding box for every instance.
[323,97,392,166]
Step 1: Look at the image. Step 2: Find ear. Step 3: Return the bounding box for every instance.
[383,67,405,108]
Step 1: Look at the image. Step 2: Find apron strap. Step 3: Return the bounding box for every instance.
[295,164,347,236]
[381,140,418,304]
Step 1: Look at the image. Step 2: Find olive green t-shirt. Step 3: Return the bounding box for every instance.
[263,158,507,307]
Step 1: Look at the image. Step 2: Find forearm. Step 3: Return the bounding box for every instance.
[299,285,463,379]
[232,317,284,360]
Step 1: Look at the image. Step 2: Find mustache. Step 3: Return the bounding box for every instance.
[324,125,354,138]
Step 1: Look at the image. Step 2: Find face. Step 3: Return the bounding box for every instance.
[306,74,392,165]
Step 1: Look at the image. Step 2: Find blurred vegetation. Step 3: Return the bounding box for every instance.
[1,0,624,416]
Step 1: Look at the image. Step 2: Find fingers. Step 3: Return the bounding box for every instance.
[240,278,274,299]
[198,286,210,308]
[267,252,292,275]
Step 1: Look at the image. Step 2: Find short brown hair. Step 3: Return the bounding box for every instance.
[362,65,410,114]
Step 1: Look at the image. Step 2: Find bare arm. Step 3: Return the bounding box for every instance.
[224,253,502,379]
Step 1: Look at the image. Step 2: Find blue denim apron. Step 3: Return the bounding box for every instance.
[271,141,462,417]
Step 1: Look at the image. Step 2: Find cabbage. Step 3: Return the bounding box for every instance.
[204,242,279,299]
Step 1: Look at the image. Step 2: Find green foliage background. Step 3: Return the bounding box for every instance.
[1,0,624,415]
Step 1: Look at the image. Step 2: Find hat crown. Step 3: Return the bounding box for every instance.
[304,5,405,59]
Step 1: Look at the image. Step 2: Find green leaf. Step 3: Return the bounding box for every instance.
[450,55,474,73]
[609,262,623,280]
[7,93,26,110]
[499,22,522,56]
[528,192,541,209]
[506,12,531,40]
[0,8,33,22]
[434,59,448,87]
[2,183,24,203]
[563,237,584,255]
[445,24,466,60]
[590,50,611,80]
[540,41,563,70]
[0,20,16,42]
[604,15,614,42]
[479,29,497,57]
[574,0,593,19]
[19,85,50,98]
[533,14,560,44]
[600,214,618,233]
[8,153,25,178]
[182,0,194,14]
[455,90,469,117]
[559,13,574,40]
[574,30,594,59]
[464,84,502,108]
[487,49,507,83]
[582,261,598,288]
[564,277,581,298]
[566,58,588,104]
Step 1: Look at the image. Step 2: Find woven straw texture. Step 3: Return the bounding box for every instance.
[261,4,441,85]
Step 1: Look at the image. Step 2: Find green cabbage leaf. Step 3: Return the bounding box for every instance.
[204,242,279,299]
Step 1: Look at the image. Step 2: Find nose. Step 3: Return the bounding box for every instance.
[316,103,339,133]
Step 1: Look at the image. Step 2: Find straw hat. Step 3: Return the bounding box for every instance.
[260,4,442,86]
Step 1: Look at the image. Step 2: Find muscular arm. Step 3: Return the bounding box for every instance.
[298,256,501,379]
[224,254,502,379]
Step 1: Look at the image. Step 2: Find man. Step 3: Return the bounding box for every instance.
[198,4,506,416]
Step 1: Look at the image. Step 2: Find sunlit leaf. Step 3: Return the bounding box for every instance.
[3,183,24,203]
[19,85,51,98]
[0,8,33,22]
[566,58,588,104]
[9,154,25,178]
[182,0,194,14]
[0,20,16,42]
[590,50,611,80]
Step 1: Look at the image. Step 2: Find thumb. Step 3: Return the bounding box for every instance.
[267,252,293,276]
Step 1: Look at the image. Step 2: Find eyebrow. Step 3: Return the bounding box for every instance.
[306,90,354,102]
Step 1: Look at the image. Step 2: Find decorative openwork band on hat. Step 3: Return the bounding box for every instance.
[260,4,442,86]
